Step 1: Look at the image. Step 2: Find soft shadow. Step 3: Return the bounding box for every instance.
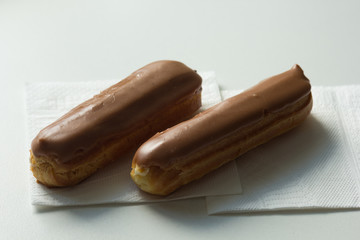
[33,202,131,214]
[33,115,355,221]
[235,115,333,195]
[148,115,351,219]
[204,114,355,215]
[145,197,234,227]
[216,208,360,217]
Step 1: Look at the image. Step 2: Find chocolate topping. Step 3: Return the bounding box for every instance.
[134,65,311,169]
[31,60,202,164]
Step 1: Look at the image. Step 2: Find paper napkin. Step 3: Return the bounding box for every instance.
[25,72,242,206]
[206,86,360,214]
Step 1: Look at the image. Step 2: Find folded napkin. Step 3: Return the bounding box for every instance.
[25,72,242,206]
[206,86,360,214]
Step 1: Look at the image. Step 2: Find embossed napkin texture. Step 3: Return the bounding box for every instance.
[206,86,360,214]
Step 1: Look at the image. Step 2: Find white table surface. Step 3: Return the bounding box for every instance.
[1,0,360,239]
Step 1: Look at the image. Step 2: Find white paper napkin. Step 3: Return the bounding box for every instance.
[206,86,360,214]
[25,72,242,206]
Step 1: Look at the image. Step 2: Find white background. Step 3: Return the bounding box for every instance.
[1,0,360,239]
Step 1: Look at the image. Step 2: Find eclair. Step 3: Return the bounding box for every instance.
[30,60,202,187]
[131,65,312,196]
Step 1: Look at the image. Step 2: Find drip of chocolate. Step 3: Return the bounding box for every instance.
[134,65,311,168]
[31,60,202,164]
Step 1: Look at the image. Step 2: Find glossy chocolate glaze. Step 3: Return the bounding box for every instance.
[134,65,311,169]
[31,60,202,164]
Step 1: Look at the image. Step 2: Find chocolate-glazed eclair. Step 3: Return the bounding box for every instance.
[30,60,202,187]
[131,65,312,196]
